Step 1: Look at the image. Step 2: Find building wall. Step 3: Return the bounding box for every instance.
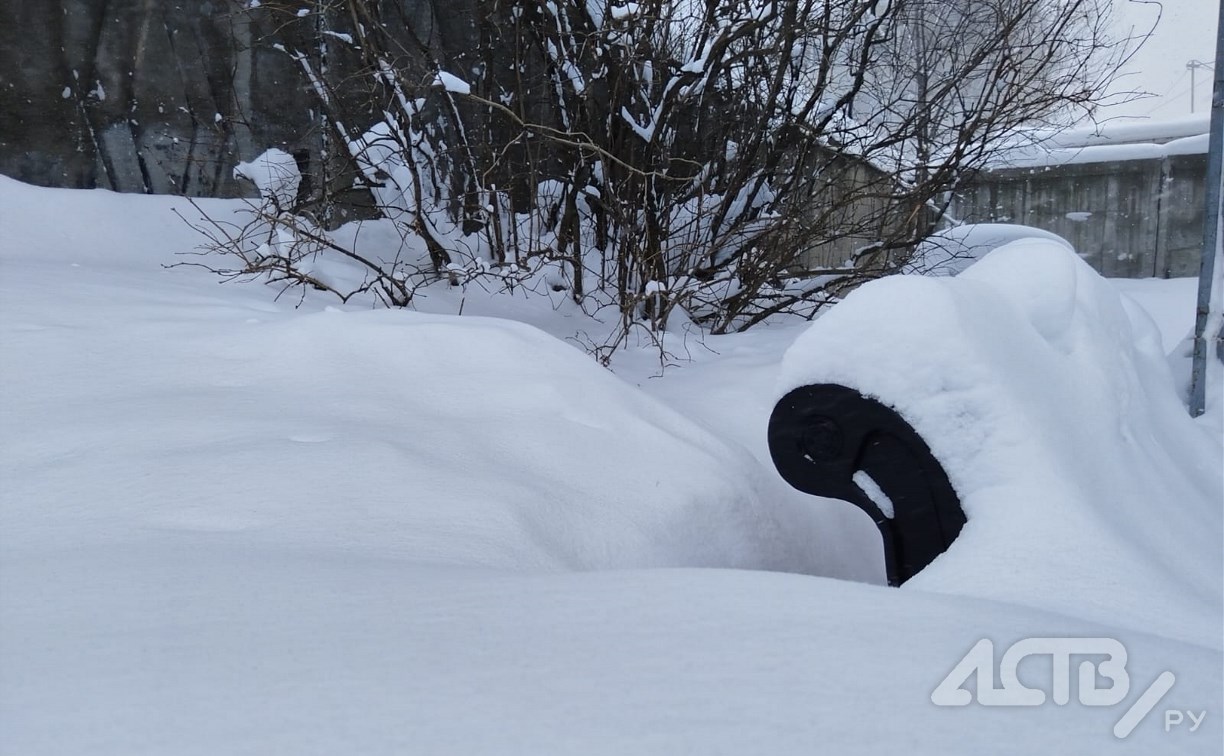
[953,153,1207,278]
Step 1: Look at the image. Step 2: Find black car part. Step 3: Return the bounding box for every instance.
[767,383,966,586]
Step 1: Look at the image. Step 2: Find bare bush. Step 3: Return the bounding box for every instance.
[189,0,1138,355]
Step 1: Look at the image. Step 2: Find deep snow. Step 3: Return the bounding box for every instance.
[0,177,1220,754]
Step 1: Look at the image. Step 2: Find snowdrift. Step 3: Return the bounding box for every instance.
[1,303,827,573]
[779,241,1222,647]
[0,175,836,574]
[2,178,1222,753]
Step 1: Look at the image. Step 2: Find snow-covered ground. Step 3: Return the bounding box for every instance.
[1,177,1220,754]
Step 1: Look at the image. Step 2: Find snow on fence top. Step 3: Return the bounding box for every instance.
[991,114,1210,169]
[1052,113,1211,148]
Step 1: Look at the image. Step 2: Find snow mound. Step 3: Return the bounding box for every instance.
[778,240,1222,646]
[0,298,821,573]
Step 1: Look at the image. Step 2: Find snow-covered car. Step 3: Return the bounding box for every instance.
[903,223,1075,276]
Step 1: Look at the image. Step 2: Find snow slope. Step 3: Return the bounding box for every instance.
[6,552,1219,755]
[1,178,1220,754]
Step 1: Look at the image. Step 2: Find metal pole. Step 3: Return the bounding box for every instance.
[1190,61,1197,114]
[1189,3,1224,417]
[1189,61,1218,115]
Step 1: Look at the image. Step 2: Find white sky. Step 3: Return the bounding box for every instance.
[1097,0,1219,122]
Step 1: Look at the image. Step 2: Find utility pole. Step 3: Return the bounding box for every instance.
[1188,60,1215,114]
[1188,4,1224,417]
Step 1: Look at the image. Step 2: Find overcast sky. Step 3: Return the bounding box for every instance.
[1097,0,1219,122]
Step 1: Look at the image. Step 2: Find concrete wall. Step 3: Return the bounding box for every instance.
[953,153,1207,278]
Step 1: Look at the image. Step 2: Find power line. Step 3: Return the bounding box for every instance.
[1142,68,1192,115]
